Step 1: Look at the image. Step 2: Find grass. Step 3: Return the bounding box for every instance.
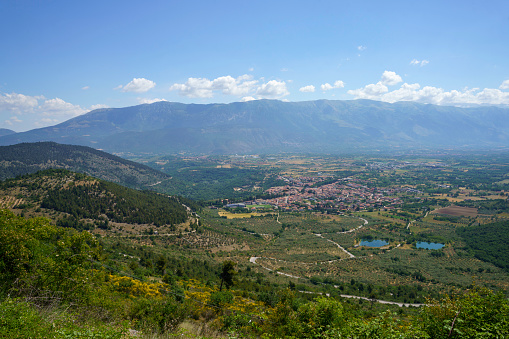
[0,298,128,339]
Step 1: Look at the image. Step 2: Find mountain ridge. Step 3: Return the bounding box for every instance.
[2,99,509,154]
[0,142,169,188]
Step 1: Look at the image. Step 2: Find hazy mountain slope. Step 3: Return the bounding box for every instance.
[0,142,169,188]
[1,100,509,154]
[0,129,15,137]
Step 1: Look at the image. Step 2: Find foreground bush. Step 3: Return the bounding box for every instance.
[260,288,508,338]
[0,298,127,339]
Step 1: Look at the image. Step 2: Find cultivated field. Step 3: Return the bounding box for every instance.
[432,205,478,217]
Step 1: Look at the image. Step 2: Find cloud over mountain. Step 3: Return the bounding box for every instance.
[256,80,289,99]
[0,92,104,130]
[348,72,509,106]
[299,85,316,93]
[321,81,345,91]
[120,78,156,93]
[170,75,289,100]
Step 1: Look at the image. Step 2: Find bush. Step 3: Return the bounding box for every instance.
[0,298,52,338]
[0,298,128,339]
[418,287,509,338]
[209,291,234,309]
[128,296,189,334]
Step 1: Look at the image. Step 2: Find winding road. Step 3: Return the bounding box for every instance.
[249,216,422,307]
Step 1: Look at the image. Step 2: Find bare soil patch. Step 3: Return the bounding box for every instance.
[432,205,478,217]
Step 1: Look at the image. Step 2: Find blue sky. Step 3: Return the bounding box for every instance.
[1,0,509,131]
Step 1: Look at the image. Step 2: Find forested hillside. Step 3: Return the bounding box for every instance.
[0,169,190,229]
[457,221,509,271]
[0,142,169,189]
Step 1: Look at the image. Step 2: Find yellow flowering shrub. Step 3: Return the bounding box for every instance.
[108,274,164,299]
[179,279,265,318]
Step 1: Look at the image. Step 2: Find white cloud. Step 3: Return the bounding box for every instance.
[256,80,289,99]
[348,72,509,106]
[348,82,389,99]
[120,78,156,93]
[380,71,403,86]
[321,80,345,91]
[241,96,256,102]
[137,98,168,104]
[410,59,429,67]
[334,80,345,88]
[0,93,90,118]
[500,80,509,90]
[170,75,258,98]
[281,68,289,72]
[170,75,289,100]
[82,86,90,90]
[213,75,258,96]
[170,78,214,98]
[5,116,22,126]
[0,92,108,130]
[89,104,109,110]
[0,92,40,113]
[39,98,87,117]
[299,85,316,93]
[357,45,366,51]
[249,67,254,72]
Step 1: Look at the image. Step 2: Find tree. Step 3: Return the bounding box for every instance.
[219,260,236,291]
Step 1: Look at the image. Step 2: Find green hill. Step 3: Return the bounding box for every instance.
[0,169,190,230]
[0,142,170,189]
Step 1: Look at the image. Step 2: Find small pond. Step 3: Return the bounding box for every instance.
[360,239,389,247]
[416,242,444,250]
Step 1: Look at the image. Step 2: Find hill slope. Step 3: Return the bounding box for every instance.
[0,142,169,188]
[1,100,509,154]
[0,169,189,229]
[0,129,15,137]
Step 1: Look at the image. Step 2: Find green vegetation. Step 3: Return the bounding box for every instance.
[0,142,169,188]
[2,210,508,338]
[143,155,282,200]
[0,169,191,229]
[2,152,509,337]
[457,220,509,271]
[41,172,188,226]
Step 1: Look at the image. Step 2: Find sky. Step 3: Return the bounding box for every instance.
[1,0,509,132]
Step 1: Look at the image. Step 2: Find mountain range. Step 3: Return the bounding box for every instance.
[2,99,509,154]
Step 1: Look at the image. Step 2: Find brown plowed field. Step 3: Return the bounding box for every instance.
[432,205,478,217]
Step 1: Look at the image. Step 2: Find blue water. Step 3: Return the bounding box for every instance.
[360,239,389,247]
[416,242,444,250]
